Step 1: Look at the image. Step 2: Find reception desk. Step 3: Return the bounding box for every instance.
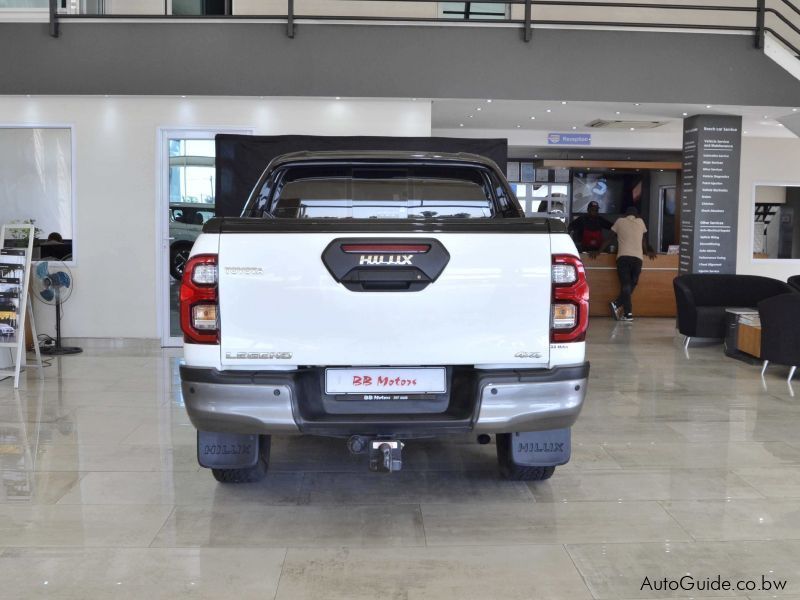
[581,253,679,317]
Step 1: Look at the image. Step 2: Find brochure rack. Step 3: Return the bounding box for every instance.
[0,224,44,388]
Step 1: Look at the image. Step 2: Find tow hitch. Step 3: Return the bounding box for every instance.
[347,436,404,472]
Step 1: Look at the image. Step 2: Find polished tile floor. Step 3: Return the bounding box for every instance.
[1,318,800,598]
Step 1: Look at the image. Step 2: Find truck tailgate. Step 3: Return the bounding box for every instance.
[218,231,551,368]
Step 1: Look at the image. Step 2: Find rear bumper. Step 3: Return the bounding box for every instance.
[179,362,589,437]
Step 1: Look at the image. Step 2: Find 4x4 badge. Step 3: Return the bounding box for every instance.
[514,351,543,359]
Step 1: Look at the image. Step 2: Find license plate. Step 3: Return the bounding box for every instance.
[325,367,446,395]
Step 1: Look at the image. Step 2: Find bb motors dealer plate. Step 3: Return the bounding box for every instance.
[325,367,447,395]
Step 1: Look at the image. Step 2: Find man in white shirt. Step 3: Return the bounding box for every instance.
[595,206,656,321]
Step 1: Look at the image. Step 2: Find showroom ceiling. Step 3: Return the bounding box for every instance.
[430,99,799,138]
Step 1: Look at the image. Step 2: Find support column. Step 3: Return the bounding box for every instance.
[679,114,743,274]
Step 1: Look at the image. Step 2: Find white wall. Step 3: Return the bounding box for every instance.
[737,136,800,279]
[0,96,431,340]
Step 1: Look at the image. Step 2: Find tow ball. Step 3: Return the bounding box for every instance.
[347,436,404,473]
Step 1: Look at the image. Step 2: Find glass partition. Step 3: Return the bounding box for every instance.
[753,184,800,260]
[0,127,75,262]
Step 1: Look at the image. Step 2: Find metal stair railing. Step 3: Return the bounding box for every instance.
[46,0,800,60]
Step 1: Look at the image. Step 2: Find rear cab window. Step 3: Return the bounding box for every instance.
[248,163,519,219]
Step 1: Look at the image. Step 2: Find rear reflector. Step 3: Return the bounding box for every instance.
[341,244,431,254]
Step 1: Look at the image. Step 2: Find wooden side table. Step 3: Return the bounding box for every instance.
[737,323,762,358]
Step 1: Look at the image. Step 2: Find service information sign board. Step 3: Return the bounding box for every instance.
[679,115,742,274]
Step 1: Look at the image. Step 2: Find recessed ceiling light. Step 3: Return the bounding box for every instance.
[534,155,539,158]
[794,108,798,112]
[335,96,341,100]
[487,99,492,103]
[516,125,521,128]
[468,115,474,118]
[763,115,769,119]
[181,95,187,98]
[706,105,712,108]
[572,126,577,130]
[615,111,621,115]
[682,112,688,116]
[561,101,568,105]
[580,155,584,159]
[546,109,552,113]
[530,116,536,120]
[459,123,464,127]
[634,103,640,106]
[412,98,417,101]
[743,130,748,134]
[477,107,482,111]
[630,127,636,131]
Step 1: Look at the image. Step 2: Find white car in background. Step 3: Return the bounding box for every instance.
[0,323,15,337]
[169,203,216,279]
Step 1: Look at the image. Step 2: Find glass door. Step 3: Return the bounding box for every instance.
[159,128,250,347]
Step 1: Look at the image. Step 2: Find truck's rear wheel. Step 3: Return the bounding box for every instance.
[495,433,556,481]
[211,435,271,484]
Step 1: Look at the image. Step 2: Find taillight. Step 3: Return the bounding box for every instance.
[180,254,218,344]
[551,254,589,343]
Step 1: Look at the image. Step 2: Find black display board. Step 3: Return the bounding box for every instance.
[214,135,508,217]
[679,115,742,274]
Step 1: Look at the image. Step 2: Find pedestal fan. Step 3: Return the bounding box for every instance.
[32,261,82,355]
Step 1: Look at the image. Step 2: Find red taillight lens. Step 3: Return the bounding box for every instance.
[551,254,589,343]
[180,254,218,344]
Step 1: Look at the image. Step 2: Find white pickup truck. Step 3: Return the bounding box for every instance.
[179,151,589,483]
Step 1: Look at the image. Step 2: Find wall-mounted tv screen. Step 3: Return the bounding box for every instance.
[572,172,646,215]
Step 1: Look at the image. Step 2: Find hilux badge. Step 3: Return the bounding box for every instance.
[358,255,413,266]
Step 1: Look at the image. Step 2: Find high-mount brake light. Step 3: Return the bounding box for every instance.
[180,254,219,344]
[551,254,589,343]
[341,244,431,254]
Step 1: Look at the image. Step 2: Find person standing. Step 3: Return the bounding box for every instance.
[568,200,613,253]
[596,206,656,321]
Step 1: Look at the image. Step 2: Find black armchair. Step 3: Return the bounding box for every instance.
[788,275,800,292]
[674,274,793,344]
[759,293,800,382]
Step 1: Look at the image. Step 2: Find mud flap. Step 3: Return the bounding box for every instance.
[509,428,571,467]
[197,431,259,469]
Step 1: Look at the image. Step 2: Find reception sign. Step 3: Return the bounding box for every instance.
[547,133,591,146]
